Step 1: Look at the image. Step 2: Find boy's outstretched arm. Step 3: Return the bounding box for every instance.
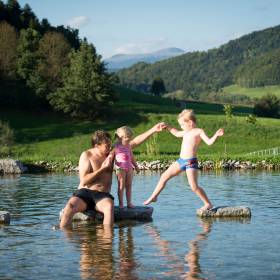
[200,128,224,145]
[130,122,166,149]
[165,124,185,137]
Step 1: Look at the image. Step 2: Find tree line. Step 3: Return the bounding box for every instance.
[0,0,115,118]
[234,48,280,88]
[117,24,280,101]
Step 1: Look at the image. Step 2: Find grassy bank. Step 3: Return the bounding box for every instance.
[223,84,280,99]
[1,86,279,169]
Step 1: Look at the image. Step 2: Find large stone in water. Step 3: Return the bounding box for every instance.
[197,206,251,218]
[0,211,11,224]
[0,159,28,174]
[59,206,153,222]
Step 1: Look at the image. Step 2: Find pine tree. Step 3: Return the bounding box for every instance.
[0,21,18,78]
[36,31,71,94]
[49,41,116,118]
[151,77,166,96]
[16,28,40,85]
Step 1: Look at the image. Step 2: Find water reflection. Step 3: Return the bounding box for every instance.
[144,222,209,279]
[145,216,251,280]
[116,224,138,280]
[63,222,138,280]
[1,172,279,279]
[63,225,113,280]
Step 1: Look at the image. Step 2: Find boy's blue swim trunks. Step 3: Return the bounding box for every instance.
[176,157,199,171]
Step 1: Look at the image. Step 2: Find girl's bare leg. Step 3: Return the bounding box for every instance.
[117,170,126,208]
[186,169,213,210]
[143,162,181,205]
[126,169,134,208]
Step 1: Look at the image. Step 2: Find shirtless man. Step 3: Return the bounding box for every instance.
[60,123,165,228]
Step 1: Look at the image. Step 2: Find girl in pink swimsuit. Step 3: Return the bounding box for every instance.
[114,126,140,208]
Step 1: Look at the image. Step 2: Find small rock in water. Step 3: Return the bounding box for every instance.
[0,211,11,224]
[197,206,251,218]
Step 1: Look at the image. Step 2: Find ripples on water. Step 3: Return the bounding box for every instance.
[0,171,280,279]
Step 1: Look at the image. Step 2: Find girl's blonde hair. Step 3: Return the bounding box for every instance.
[115,126,133,139]
[178,109,196,123]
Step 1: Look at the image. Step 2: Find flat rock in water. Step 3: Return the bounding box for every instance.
[59,206,153,222]
[197,206,251,218]
[0,211,11,224]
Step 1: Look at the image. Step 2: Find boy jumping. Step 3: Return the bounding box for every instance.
[143,109,224,210]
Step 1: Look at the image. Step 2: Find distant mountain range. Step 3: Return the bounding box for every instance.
[104,47,185,70]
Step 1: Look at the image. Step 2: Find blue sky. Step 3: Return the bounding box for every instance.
[17,0,280,59]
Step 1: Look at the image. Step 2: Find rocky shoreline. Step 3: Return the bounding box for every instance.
[1,158,279,174]
[138,159,280,171]
[0,159,280,174]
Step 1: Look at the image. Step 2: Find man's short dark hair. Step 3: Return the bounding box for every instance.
[91,130,111,147]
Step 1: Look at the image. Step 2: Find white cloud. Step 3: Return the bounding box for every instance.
[113,38,168,54]
[67,16,90,29]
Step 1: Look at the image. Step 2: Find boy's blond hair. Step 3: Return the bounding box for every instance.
[178,109,196,123]
[115,126,133,139]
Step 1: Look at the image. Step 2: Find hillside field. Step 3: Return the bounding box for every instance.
[0,87,279,167]
[223,84,280,99]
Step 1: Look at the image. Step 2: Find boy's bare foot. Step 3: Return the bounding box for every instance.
[119,204,124,209]
[199,204,213,211]
[143,197,157,205]
[127,203,135,208]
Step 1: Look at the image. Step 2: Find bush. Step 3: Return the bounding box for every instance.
[254,93,280,118]
[0,120,14,156]
[145,134,160,156]
[246,114,257,124]
[223,104,234,123]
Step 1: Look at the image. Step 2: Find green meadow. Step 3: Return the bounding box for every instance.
[223,84,280,99]
[1,86,279,168]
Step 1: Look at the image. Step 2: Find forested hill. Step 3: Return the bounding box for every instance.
[117,25,280,97]
[0,0,80,48]
[0,0,115,119]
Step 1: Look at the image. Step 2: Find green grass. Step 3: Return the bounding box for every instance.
[223,84,280,99]
[1,86,279,167]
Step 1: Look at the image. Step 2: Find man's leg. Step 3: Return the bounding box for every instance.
[60,196,87,228]
[95,197,114,225]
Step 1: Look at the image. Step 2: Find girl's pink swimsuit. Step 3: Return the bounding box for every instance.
[115,143,133,171]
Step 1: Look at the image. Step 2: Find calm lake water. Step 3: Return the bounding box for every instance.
[1,171,280,280]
